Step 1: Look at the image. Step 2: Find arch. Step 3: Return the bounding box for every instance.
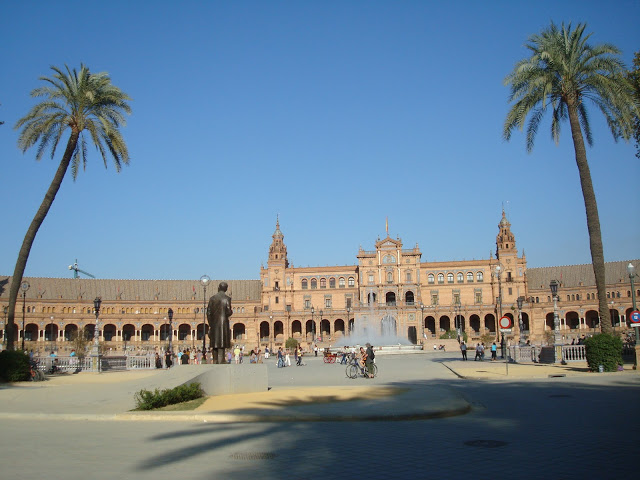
[438,273,444,284]
[610,308,621,327]
[196,323,208,340]
[439,315,451,332]
[159,323,171,341]
[545,312,555,331]
[428,273,435,284]
[329,277,336,289]
[64,324,78,341]
[405,291,414,305]
[585,310,599,330]
[469,314,481,334]
[305,319,315,341]
[291,320,302,338]
[25,323,39,342]
[566,311,580,330]
[141,324,154,341]
[521,312,530,332]
[259,321,270,343]
[103,323,116,341]
[45,323,58,342]
[367,292,377,304]
[122,324,136,343]
[447,273,454,283]
[425,316,436,336]
[233,323,245,341]
[385,292,396,306]
[348,277,355,287]
[177,323,190,341]
[477,271,484,282]
[408,326,417,345]
[320,278,326,288]
[334,319,345,337]
[274,321,284,342]
[339,277,345,288]
[320,319,330,339]
[310,278,317,289]
[467,272,474,282]
[484,314,496,334]
[457,272,464,282]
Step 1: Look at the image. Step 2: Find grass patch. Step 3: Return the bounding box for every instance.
[134,382,204,410]
[154,397,208,411]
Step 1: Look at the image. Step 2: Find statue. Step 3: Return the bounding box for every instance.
[207,281,232,364]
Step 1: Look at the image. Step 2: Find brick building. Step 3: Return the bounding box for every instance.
[1,213,637,353]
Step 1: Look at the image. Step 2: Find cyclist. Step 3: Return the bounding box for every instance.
[365,343,375,378]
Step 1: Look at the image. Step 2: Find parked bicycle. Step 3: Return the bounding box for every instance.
[30,360,45,381]
[345,357,377,379]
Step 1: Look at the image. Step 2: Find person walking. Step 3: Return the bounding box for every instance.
[277,347,284,367]
[474,343,482,361]
[460,341,467,361]
[491,342,497,361]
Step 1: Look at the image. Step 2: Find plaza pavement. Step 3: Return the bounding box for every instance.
[1,352,639,480]
[0,351,635,423]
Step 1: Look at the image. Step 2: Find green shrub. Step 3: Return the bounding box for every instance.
[584,334,623,372]
[0,350,31,382]
[285,337,298,349]
[439,330,467,342]
[134,382,204,410]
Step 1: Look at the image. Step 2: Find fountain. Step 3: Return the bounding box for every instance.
[333,298,423,355]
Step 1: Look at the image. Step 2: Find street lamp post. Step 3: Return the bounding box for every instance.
[454,300,461,340]
[346,305,351,335]
[167,308,174,355]
[311,306,315,343]
[550,280,562,363]
[494,265,503,356]
[628,263,639,369]
[420,303,425,345]
[20,281,30,351]
[319,310,323,343]
[2,306,7,348]
[92,297,102,372]
[50,316,55,352]
[517,296,524,346]
[200,275,210,358]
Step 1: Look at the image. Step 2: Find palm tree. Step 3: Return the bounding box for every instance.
[5,64,131,350]
[504,22,638,334]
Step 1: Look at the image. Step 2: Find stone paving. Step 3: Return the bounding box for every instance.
[0,352,638,479]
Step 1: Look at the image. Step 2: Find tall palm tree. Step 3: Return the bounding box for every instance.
[5,64,131,350]
[504,22,638,334]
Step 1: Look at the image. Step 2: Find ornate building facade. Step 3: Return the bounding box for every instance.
[1,213,637,353]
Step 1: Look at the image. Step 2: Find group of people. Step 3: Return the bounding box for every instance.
[459,341,498,361]
[155,347,208,368]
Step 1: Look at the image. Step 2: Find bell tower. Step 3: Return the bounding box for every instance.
[268,216,288,268]
[496,209,517,259]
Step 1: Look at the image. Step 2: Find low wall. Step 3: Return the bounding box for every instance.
[183,364,268,396]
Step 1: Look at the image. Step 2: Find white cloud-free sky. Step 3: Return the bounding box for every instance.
[1,0,638,280]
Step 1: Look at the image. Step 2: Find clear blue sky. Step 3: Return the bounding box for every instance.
[1,1,638,281]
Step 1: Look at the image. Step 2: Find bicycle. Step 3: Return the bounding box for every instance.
[345,357,377,379]
[30,360,45,382]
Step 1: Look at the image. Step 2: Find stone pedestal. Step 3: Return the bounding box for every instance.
[183,364,268,396]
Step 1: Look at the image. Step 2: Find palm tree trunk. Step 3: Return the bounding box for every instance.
[5,132,79,350]
[566,102,612,334]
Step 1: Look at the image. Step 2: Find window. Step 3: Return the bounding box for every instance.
[453,293,460,305]
[304,299,310,309]
[508,287,512,295]
[406,271,412,282]
[387,272,393,283]
[339,277,345,288]
[325,298,332,308]
[428,273,435,284]
[477,271,484,282]
[383,254,396,263]
[311,278,317,289]
[320,278,326,289]
[275,297,279,304]
[438,273,444,284]
[447,273,454,283]
[457,272,464,283]
[431,294,438,305]
[475,292,482,304]
[301,279,308,290]
[348,277,355,287]
[576,294,580,301]
[329,277,336,288]
[467,272,474,282]
[368,274,374,284]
